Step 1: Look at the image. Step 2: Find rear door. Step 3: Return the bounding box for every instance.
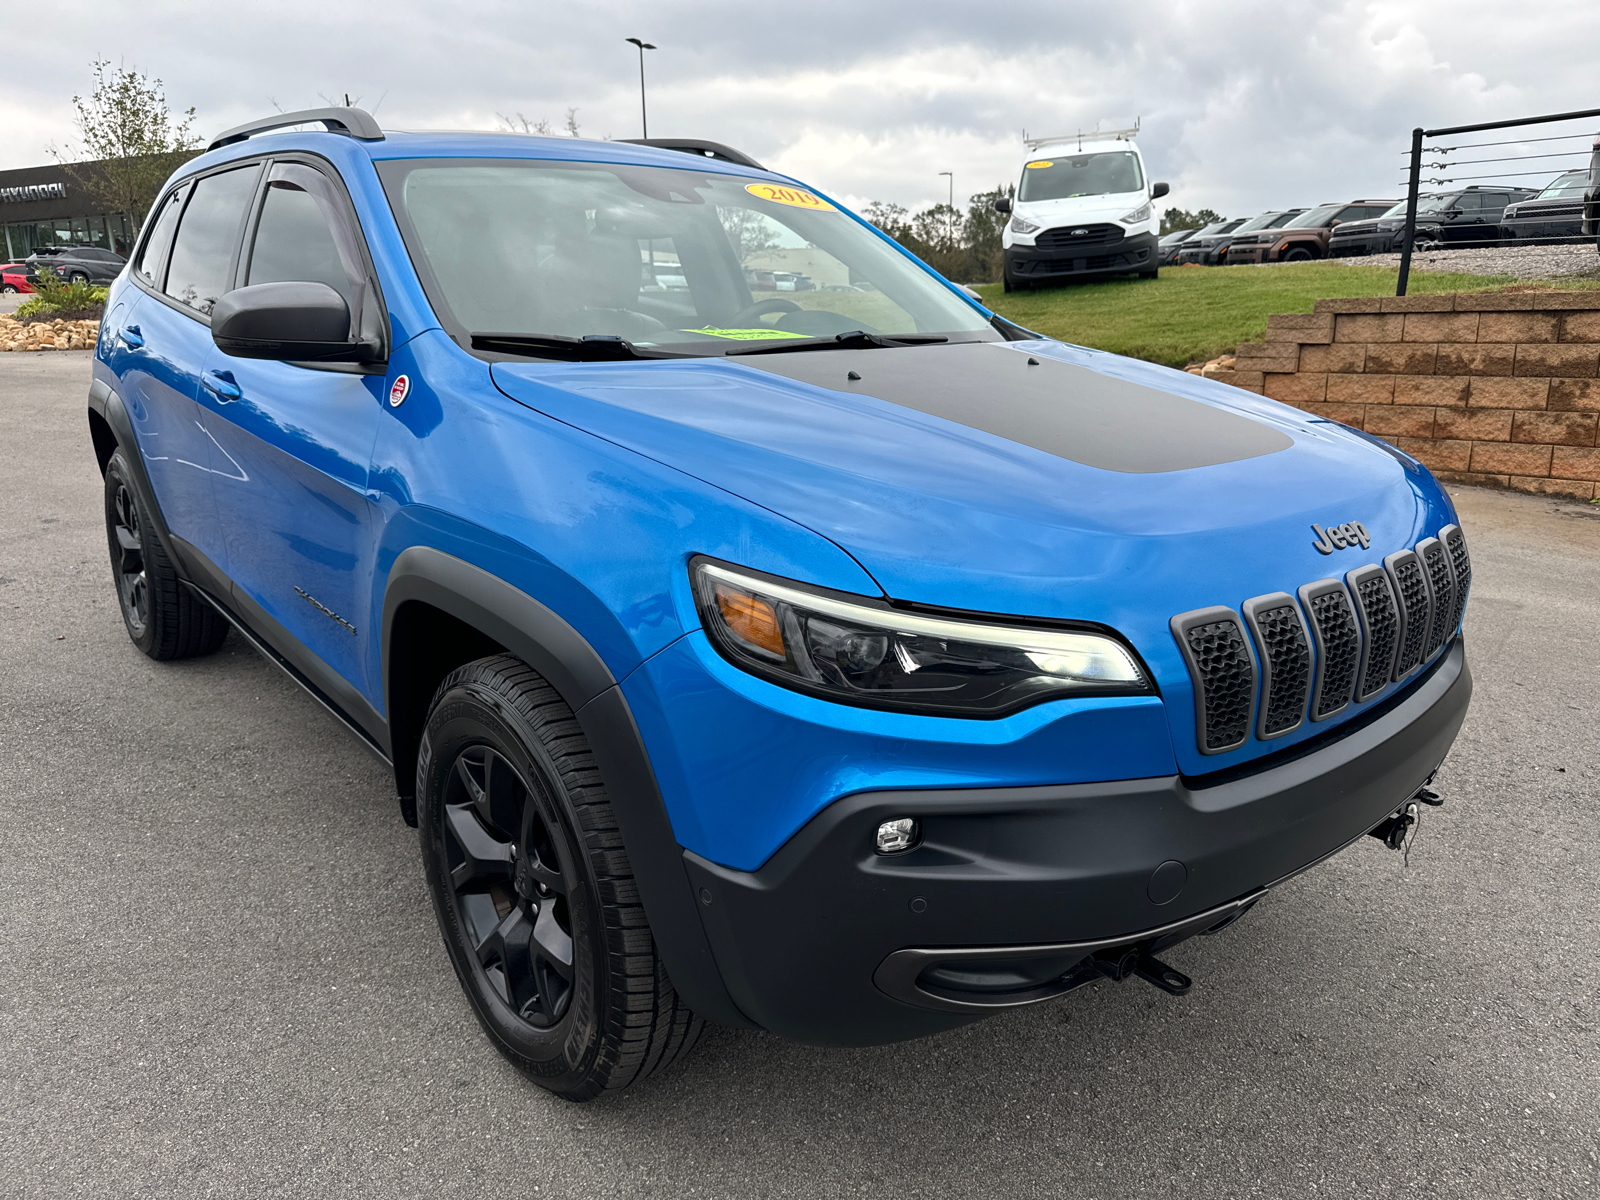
[196,157,387,704]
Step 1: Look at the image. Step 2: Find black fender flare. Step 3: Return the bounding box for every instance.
[88,377,189,582]
[381,546,754,1029]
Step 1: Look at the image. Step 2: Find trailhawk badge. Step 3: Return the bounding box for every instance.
[1311,521,1371,554]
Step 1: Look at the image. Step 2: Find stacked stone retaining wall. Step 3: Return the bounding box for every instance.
[1206,293,1600,501]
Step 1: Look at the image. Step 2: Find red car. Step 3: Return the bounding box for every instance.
[1,263,35,293]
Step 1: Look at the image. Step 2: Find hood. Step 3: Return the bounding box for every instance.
[490,340,1454,772]
[1013,193,1145,224]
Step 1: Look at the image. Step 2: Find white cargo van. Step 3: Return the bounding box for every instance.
[995,125,1169,290]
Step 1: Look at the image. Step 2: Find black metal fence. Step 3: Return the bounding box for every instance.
[1395,107,1600,296]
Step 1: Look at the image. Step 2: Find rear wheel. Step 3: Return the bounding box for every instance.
[103,451,229,660]
[418,655,702,1101]
[0,283,16,294]
[68,271,89,284]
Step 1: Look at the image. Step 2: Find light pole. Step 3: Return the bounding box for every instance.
[939,171,953,210]
[625,37,656,138]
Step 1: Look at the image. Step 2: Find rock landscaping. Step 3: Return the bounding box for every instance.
[0,314,100,352]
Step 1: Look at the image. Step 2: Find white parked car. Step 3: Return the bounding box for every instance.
[995,127,1169,290]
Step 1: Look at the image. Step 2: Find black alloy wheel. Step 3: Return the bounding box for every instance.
[102,450,229,660]
[441,743,577,1028]
[1283,246,1316,263]
[418,656,702,1100]
[110,478,150,640]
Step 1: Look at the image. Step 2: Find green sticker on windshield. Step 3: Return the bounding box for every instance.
[684,327,813,340]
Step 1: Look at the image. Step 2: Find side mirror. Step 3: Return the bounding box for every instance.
[994,196,1013,215]
[211,281,377,362]
[1151,181,1170,200]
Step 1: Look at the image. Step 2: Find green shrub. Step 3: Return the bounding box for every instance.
[16,265,109,324]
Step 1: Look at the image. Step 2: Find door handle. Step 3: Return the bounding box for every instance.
[119,324,144,349]
[202,370,241,402]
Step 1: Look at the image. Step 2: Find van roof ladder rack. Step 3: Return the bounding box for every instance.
[1023,121,1141,152]
[208,107,385,152]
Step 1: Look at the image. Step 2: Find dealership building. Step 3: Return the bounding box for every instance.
[0,160,136,262]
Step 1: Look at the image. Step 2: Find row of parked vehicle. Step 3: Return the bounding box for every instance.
[1160,170,1598,267]
[0,243,128,292]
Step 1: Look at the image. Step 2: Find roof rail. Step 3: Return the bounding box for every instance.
[618,138,765,170]
[1023,121,1141,152]
[208,107,384,152]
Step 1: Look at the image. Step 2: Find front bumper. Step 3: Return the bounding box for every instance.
[684,639,1471,1045]
[1005,230,1157,281]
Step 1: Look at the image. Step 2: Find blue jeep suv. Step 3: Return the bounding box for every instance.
[88,108,1473,1101]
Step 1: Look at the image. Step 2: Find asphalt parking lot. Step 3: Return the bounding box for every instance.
[2,350,1598,1200]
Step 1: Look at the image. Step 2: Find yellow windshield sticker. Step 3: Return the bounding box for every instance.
[744,183,837,211]
[1025,160,1054,169]
[685,327,813,341]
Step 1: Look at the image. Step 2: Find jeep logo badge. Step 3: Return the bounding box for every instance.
[1311,521,1371,554]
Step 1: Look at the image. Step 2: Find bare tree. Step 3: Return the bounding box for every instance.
[49,59,201,229]
[565,107,582,138]
[498,112,554,135]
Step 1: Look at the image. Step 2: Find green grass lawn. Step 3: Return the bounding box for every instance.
[976,263,1600,368]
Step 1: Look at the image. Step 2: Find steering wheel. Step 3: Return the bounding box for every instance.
[725,298,802,327]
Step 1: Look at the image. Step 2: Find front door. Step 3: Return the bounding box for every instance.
[197,159,385,705]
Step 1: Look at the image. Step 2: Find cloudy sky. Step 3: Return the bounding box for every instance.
[9,0,1600,220]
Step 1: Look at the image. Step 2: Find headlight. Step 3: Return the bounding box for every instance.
[692,559,1151,717]
[1009,214,1041,235]
[1119,201,1152,224]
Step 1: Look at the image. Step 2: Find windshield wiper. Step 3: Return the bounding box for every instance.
[725,330,949,357]
[470,332,684,361]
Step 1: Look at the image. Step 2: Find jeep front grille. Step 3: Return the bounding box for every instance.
[1383,549,1431,680]
[1345,565,1400,702]
[1169,607,1257,753]
[1171,527,1471,754]
[1418,537,1455,658]
[1240,594,1313,740]
[1299,580,1360,720]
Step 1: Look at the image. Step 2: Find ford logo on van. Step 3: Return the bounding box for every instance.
[1311,521,1371,554]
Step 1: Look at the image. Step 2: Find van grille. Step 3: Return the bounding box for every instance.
[1171,528,1470,754]
[1035,224,1125,251]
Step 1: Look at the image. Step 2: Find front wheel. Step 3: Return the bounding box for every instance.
[418,655,702,1101]
[1138,269,1159,280]
[103,451,229,660]
[1282,246,1316,263]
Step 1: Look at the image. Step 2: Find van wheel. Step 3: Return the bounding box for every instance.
[418,655,702,1101]
[1283,246,1315,263]
[103,451,229,660]
[1139,269,1159,280]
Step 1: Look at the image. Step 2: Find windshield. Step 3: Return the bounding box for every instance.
[1232,211,1287,234]
[1159,228,1196,244]
[378,159,993,354]
[1281,203,1345,230]
[1415,194,1459,214]
[1017,151,1144,202]
[1537,171,1589,199]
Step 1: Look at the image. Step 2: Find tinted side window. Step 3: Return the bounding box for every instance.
[164,164,263,316]
[1454,193,1484,211]
[134,187,186,286]
[245,163,362,311]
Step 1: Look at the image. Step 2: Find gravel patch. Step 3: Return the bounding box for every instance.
[1343,240,1600,279]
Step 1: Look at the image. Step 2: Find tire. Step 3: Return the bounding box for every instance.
[1282,246,1316,263]
[68,271,89,284]
[0,284,17,294]
[1139,269,1159,280]
[103,451,230,660]
[1002,278,1015,293]
[418,655,702,1101]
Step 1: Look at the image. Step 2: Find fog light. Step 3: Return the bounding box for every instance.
[876,818,918,854]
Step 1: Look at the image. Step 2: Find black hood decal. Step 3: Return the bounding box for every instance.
[739,342,1293,474]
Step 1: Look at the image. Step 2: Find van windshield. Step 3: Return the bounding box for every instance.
[1280,204,1345,229]
[377,159,994,355]
[1018,151,1144,202]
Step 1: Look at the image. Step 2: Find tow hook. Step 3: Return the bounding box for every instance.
[1085,947,1194,996]
[1369,779,1444,853]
